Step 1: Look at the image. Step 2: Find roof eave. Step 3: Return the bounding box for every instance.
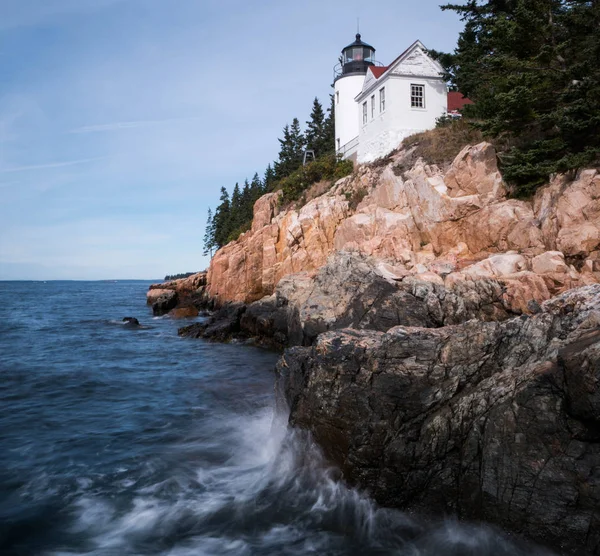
[355,71,445,102]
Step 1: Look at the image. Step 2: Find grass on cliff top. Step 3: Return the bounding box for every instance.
[401,118,485,169]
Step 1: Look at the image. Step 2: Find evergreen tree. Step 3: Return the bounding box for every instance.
[305,97,327,156]
[289,117,306,164]
[274,124,292,179]
[202,207,215,257]
[322,94,336,155]
[250,172,262,198]
[212,186,231,248]
[230,182,242,232]
[275,118,305,179]
[263,164,276,192]
[440,0,600,193]
[240,179,253,225]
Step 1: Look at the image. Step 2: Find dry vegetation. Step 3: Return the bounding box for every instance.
[302,180,334,203]
[401,119,484,169]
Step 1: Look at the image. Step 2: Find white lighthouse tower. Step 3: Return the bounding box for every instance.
[334,34,378,161]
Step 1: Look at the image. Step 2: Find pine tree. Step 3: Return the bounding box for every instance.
[212,186,231,248]
[230,182,242,232]
[305,97,327,156]
[322,94,335,156]
[440,0,600,194]
[249,173,263,209]
[240,179,253,225]
[289,117,306,165]
[275,119,305,179]
[274,124,292,180]
[250,172,262,198]
[263,164,276,192]
[202,207,215,257]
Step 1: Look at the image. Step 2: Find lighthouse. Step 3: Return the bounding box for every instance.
[333,34,378,161]
[333,34,449,164]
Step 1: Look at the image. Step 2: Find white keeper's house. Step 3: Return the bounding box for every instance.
[333,34,465,164]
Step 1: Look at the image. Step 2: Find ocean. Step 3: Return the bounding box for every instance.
[0,280,552,555]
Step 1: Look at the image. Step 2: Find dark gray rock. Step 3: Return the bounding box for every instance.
[278,285,600,555]
[152,291,178,316]
[177,252,520,349]
[178,302,246,343]
[122,317,140,327]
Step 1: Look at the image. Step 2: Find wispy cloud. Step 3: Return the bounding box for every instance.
[0,0,129,30]
[0,157,105,174]
[68,117,202,134]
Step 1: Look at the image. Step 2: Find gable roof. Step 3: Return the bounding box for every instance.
[369,66,388,79]
[356,40,445,101]
[448,91,473,112]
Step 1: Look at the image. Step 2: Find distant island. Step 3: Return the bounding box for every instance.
[164,272,199,281]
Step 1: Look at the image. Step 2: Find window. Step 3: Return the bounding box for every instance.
[411,84,425,108]
[379,87,385,112]
[371,95,375,118]
[362,102,367,125]
[336,91,339,105]
[337,138,341,150]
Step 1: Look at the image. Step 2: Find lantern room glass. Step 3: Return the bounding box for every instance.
[344,46,375,65]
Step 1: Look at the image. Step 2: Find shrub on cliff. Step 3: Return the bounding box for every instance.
[438,0,600,195]
[279,154,353,204]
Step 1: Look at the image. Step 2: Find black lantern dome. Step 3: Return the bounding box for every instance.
[335,34,377,80]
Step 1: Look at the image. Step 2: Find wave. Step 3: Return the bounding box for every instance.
[41,407,553,556]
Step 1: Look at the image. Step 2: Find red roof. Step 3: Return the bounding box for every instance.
[369,66,389,79]
[447,91,473,112]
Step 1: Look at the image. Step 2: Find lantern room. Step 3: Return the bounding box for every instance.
[334,34,377,80]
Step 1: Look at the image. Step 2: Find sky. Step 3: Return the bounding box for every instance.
[0,0,464,280]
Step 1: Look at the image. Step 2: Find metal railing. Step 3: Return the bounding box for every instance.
[337,136,359,158]
[333,60,384,81]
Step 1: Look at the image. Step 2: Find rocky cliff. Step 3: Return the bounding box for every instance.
[146,271,207,317]
[278,286,600,555]
[206,143,600,310]
[169,142,600,553]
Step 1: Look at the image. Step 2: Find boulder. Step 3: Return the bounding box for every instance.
[178,303,246,342]
[152,291,178,316]
[122,317,140,327]
[146,288,173,305]
[169,306,199,319]
[534,169,600,257]
[444,142,507,201]
[532,251,569,275]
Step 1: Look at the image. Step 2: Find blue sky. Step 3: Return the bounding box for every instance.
[0,0,464,280]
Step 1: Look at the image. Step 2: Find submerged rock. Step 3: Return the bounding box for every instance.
[122,317,140,327]
[278,285,600,555]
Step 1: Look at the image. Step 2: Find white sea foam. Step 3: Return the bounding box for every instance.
[44,404,552,556]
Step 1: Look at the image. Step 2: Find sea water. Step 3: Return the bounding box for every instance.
[0,281,553,555]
